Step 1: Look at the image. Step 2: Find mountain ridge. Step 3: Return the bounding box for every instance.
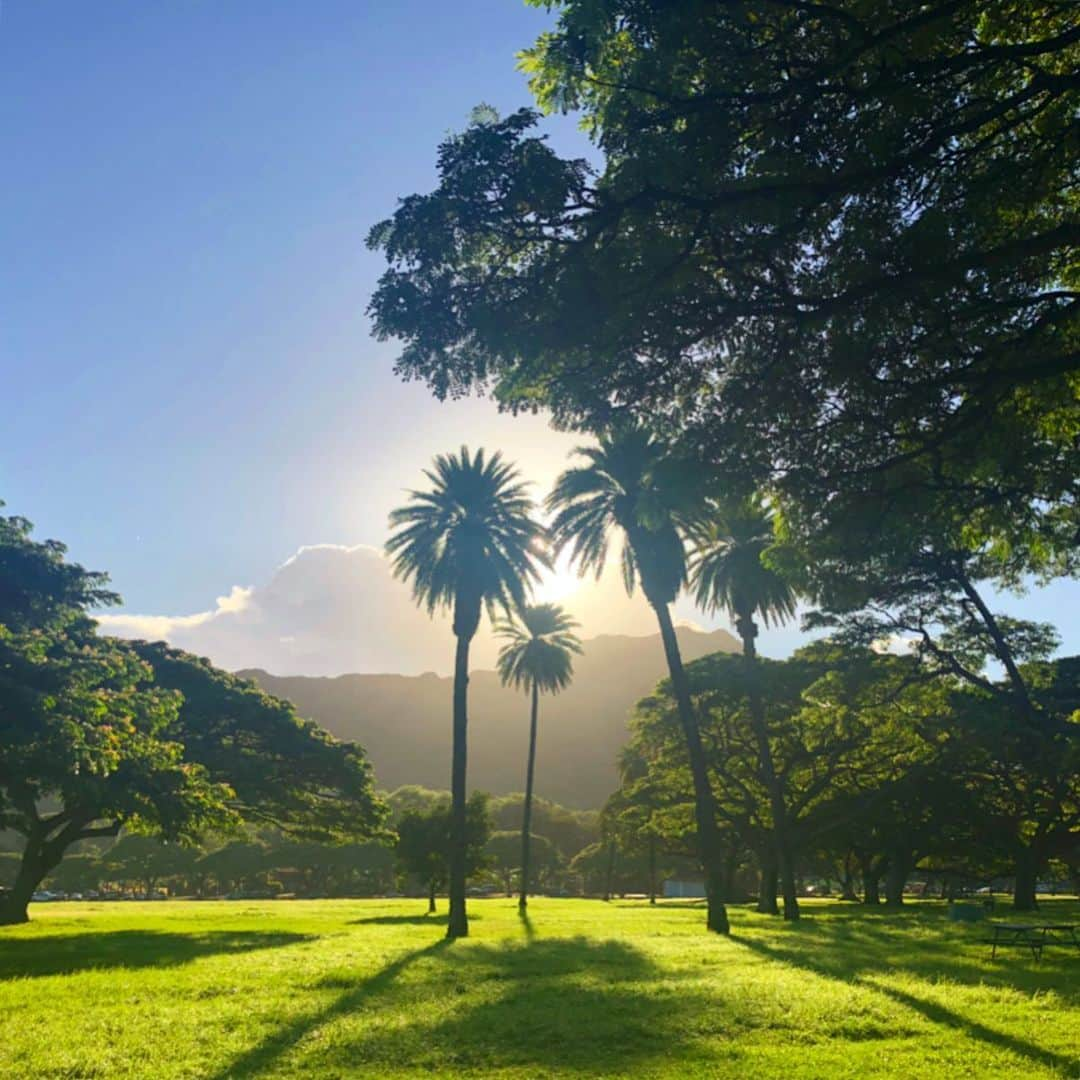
[240,626,739,809]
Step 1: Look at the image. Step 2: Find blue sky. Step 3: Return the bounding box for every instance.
[3,1,1077,673]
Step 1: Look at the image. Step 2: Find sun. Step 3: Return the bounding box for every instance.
[535,557,582,604]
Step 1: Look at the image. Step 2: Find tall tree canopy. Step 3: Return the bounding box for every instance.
[368,0,1078,541]
[132,642,387,842]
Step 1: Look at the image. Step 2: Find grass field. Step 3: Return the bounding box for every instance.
[1,897,1077,1079]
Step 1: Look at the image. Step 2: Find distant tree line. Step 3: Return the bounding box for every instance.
[0,787,605,905]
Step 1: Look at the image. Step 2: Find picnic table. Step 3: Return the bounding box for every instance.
[987,922,1079,961]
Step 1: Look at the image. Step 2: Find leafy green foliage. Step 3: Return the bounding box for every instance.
[0,510,387,923]
[484,830,561,891]
[367,4,1078,695]
[488,793,599,860]
[132,642,388,843]
[369,3,1078,528]
[629,646,949,881]
[394,792,492,901]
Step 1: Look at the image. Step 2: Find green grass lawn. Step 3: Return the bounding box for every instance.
[1,897,1076,1079]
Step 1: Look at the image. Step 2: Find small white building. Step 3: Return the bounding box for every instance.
[663,879,707,899]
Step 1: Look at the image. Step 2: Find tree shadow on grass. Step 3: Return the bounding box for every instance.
[306,937,719,1076]
[733,933,1079,1077]
[209,935,712,1078]
[0,930,312,981]
[734,910,1080,1001]
[207,938,452,1080]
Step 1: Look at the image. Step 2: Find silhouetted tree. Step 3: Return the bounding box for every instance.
[548,427,730,934]
[689,495,801,919]
[367,3,1078,551]
[386,448,547,938]
[495,603,581,909]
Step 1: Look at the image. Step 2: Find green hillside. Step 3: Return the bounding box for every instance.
[241,627,738,808]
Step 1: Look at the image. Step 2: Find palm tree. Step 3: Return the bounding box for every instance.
[688,495,801,919]
[547,426,731,934]
[387,447,547,938]
[495,603,582,910]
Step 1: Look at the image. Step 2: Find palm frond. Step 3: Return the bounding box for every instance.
[385,447,549,632]
[495,602,582,695]
[688,495,798,627]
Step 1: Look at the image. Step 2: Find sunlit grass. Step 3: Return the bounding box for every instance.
[1,897,1076,1078]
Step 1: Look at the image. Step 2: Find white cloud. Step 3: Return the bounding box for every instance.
[96,541,662,677]
[870,634,918,656]
[98,584,254,640]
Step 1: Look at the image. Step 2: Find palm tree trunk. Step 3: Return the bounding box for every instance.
[447,631,471,939]
[736,611,799,921]
[603,838,616,901]
[652,602,730,934]
[648,834,657,904]
[519,681,540,910]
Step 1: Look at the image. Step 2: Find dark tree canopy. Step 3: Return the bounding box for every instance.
[368,1,1078,545]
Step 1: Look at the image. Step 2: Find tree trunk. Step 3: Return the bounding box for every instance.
[736,610,799,922]
[0,837,62,926]
[648,834,657,904]
[757,848,780,914]
[652,602,730,934]
[447,631,472,939]
[603,839,616,902]
[884,852,909,907]
[839,853,858,902]
[1012,846,1040,911]
[0,865,38,926]
[519,681,539,911]
[859,854,881,905]
[427,879,437,914]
